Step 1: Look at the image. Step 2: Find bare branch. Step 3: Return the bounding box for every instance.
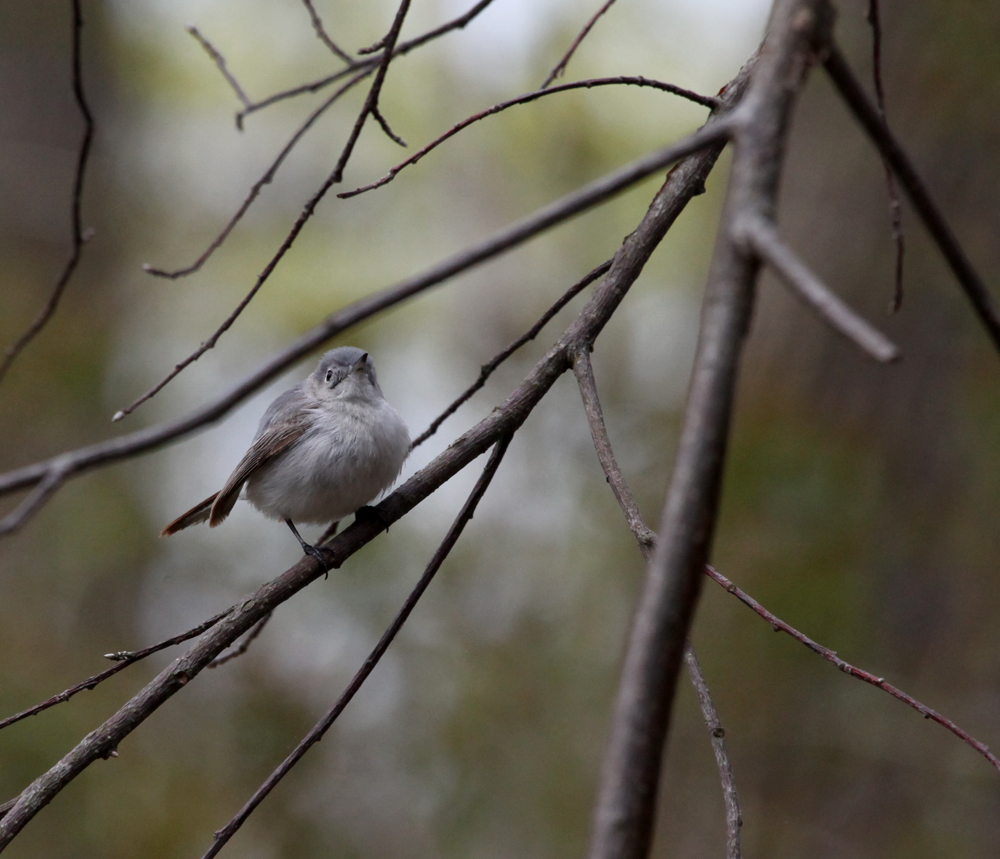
[112,116,732,424]
[586,4,827,856]
[865,0,906,312]
[301,0,353,63]
[0,118,730,532]
[705,565,1000,775]
[0,0,94,388]
[143,68,370,280]
[340,76,718,199]
[371,103,407,147]
[823,43,1000,354]
[186,26,252,109]
[207,612,271,669]
[684,647,742,859]
[541,0,619,89]
[201,434,512,858]
[0,73,736,844]
[570,347,655,552]
[413,259,612,449]
[0,610,228,733]
[235,0,498,124]
[735,214,900,362]
[570,347,742,857]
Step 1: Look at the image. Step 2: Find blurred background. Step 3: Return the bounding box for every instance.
[2,0,999,856]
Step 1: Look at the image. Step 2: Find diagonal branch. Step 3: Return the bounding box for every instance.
[301,0,353,63]
[111,117,733,423]
[0,67,741,845]
[340,76,717,199]
[413,258,612,449]
[541,0,619,89]
[823,42,1000,354]
[705,565,1000,775]
[201,434,512,858]
[186,26,252,108]
[735,214,900,362]
[0,117,731,534]
[0,0,94,388]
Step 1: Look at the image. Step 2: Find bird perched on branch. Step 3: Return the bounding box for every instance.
[162,347,410,560]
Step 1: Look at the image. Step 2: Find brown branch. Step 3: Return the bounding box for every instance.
[585,4,826,857]
[301,0,353,63]
[201,434,512,858]
[235,0,497,125]
[823,43,1000,354]
[735,214,900,362]
[412,259,612,449]
[865,0,905,312]
[143,68,370,280]
[0,75,737,846]
[705,565,1000,775]
[541,0,619,89]
[208,612,272,669]
[684,647,742,859]
[371,103,407,147]
[186,26,252,109]
[570,347,742,857]
[0,0,94,388]
[0,610,228,733]
[0,119,730,533]
[340,76,718,199]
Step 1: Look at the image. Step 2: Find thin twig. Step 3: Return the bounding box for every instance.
[570,347,742,857]
[340,76,718,199]
[301,0,353,63]
[412,259,612,449]
[0,74,737,845]
[705,565,1000,775]
[201,435,512,858]
[865,0,905,312]
[0,0,94,387]
[371,103,407,147]
[112,116,732,424]
[235,0,498,125]
[0,118,731,533]
[541,0,619,89]
[0,610,229,733]
[0,461,70,535]
[684,647,742,859]
[329,0,411,184]
[735,214,900,362]
[187,26,252,109]
[570,347,656,552]
[143,68,371,280]
[823,43,1000,354]
[208,613,272,668]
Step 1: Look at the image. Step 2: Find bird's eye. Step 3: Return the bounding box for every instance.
[325,369,334,383]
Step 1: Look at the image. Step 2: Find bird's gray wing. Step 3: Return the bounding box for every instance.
[208,387,315,527]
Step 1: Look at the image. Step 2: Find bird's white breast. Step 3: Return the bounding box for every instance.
[245,398,409,524]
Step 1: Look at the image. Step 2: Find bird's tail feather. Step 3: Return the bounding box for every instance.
[161,492,220,536]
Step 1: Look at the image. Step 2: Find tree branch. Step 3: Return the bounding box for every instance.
[735,214,900,362]
[186,26,252,109]
[0,0,94,388]
[823,42,1000,354]
[340,76,717,199]
[200,434,512,858]
[301,0,353,63]
[0,65,740,845]
[705,565,1000,775]
[586,4,829,857]
[541,0,619,89]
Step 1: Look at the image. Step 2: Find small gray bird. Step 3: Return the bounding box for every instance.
[162,347,410,559]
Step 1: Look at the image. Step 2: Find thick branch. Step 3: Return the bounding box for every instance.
[201,435,512,858]
[586,4,829,858]
[0,82,738,845]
